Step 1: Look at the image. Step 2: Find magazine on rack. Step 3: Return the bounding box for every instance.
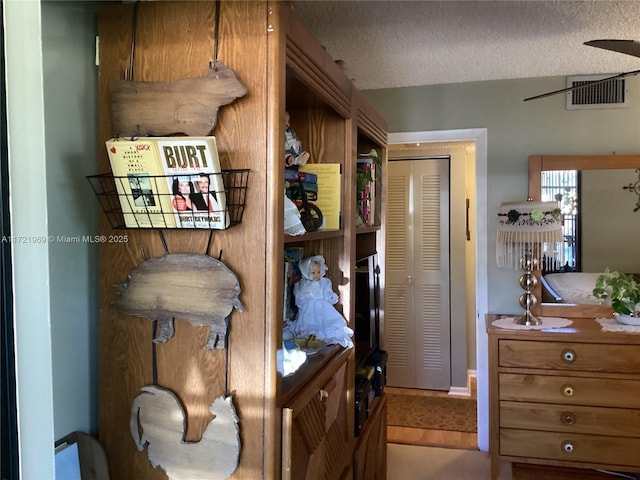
[105,136,228,229]
[156,136,229,229]
[105,137,176,228]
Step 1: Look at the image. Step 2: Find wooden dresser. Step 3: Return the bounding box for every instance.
[487,315,640,480]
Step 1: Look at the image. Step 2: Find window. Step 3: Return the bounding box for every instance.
[541,170,578,272]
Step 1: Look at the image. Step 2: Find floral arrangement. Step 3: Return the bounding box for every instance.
[592,269,640,316]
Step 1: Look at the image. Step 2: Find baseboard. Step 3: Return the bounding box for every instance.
[448,386,469,396]
[448,370,477,397]
[387,426,478,450]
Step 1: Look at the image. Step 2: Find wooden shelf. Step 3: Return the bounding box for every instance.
[284,229,344,244]
[355,225,381,235]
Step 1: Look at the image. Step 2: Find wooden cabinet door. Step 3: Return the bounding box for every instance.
[353,395,387,480]
[282,356,350,480]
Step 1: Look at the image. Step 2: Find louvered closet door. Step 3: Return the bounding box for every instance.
[385,158,451,390]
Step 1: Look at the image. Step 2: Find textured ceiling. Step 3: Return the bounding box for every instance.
[291,0,640,91]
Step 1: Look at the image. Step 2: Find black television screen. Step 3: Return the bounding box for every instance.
[354,254,380,367]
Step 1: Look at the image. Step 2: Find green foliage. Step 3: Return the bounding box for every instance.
[357,149,382,188]
[360,148,382,169]
[593,269,640,315]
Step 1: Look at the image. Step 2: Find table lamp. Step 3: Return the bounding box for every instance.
[497,199,563,325]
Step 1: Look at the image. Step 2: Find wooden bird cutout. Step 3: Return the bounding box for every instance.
[130,385,240,480]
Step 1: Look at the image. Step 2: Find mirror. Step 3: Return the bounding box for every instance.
[528,154,640,318]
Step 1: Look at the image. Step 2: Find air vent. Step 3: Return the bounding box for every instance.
[566,75,629,110]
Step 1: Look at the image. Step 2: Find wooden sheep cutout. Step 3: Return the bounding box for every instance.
[130,385,240,480]
[113,253,244,350]
[110,61,248,137]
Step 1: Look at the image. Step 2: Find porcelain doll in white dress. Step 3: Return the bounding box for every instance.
[293,255,354,348]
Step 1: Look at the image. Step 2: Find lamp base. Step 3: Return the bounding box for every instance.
[514,311,541,326]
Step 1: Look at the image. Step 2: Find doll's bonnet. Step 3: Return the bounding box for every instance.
[298,255,327,280]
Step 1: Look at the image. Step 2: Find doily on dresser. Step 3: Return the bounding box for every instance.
[596,317,640,333]
[492,317,573,330]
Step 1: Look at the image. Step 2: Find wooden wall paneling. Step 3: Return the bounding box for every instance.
[265,1,287,477]
[302,108,345,165]
[216,1,273,478]
[98,5,173,480]
[96,2,387,478]
[263,1,291,478]
[98,2,271,478]
[353,395,387,480]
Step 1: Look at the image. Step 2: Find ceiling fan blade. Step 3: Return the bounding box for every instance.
[523,69,640,102]
[585,39,640,59]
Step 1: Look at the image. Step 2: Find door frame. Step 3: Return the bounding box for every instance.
[388,129,489,451]
[0,0,19,475]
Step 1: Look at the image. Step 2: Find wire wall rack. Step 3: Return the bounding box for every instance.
[87,169,250,230]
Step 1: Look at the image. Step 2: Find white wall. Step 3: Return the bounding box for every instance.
[41,0,99,439]
[4,1,54,478]
[582,169,640,272]
[4,0,99,476]
[364,76,640,316]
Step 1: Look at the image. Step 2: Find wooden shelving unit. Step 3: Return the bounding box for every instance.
[95,2,387,478]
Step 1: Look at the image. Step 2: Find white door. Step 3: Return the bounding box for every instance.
[385,158,451,390]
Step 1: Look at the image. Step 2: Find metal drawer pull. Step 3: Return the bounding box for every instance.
[561,384,575,397]
[561,349,576,362]
[561,412,576,425]
[319,390,328,402]
[562,441,575,453]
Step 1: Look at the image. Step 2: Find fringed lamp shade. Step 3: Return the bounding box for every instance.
[497,200,563,270]
[497,199,563,325]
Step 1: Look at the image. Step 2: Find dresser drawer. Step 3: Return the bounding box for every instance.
[499,373,640,408]
[500,428,640,467]
[499,340,640,373]
[500,401,640,437]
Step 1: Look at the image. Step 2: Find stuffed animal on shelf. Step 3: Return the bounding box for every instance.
[284,112,310,167]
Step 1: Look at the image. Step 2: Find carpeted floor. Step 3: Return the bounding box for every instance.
[386,392,477,433]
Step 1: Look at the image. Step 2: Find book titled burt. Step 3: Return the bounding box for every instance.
[156,137,229,229]
[105,137,229,229]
